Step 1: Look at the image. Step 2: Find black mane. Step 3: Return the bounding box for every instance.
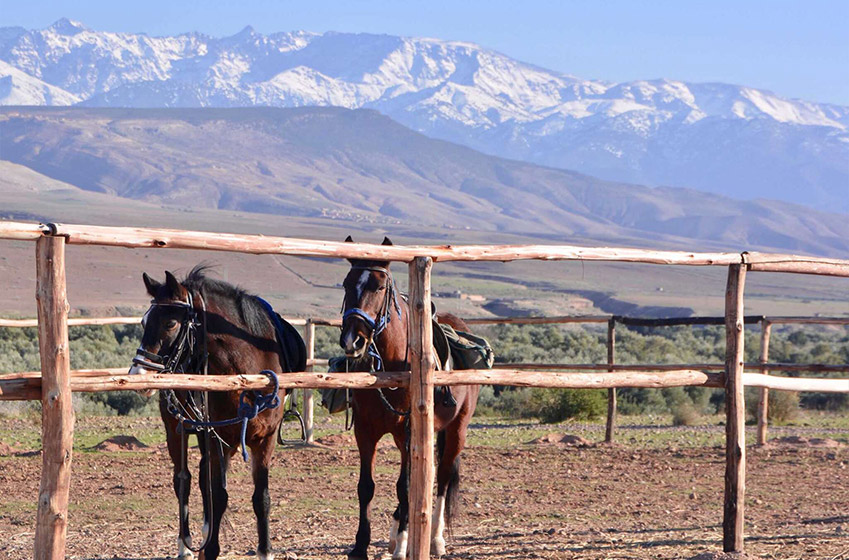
[181,264,271,338]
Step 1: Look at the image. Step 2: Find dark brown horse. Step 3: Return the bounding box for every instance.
[340,237,480,559]
[129,267,305,560]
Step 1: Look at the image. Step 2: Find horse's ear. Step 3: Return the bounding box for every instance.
[382,237,393,246]
[142,272,160,297]
[345,235,356,264]
[164,271,183,298]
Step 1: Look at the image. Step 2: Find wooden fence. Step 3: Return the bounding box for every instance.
[1,220,849,559]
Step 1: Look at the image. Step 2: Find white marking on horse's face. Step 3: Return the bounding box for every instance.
[141,307,152,328]
[128,364,152,376]
[392,530,408,560]
[431,494,447,556]
[342,330,357,352]
[177,536,194,560]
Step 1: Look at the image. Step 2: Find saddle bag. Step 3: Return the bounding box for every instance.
[438,324,495,370]
[320,356,352,414]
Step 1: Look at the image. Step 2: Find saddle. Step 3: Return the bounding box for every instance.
[321,311,494,413]
[255,297,307,374]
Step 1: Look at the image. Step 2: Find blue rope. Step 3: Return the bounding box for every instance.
[171,370,281,462]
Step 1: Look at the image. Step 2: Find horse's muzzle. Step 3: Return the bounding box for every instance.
[342,331,368,359]
[127,364,156,397]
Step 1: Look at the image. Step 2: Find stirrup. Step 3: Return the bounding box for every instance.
[438,386,457,408]
[278,407,307,446]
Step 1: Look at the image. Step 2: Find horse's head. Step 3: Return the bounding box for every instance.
[340,236,401,360]
[129,270,200,376]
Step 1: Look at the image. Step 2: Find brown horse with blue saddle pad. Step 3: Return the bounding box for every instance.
[129,266,305,560]
[339,237,487,560]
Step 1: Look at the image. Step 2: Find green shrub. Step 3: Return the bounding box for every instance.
[746,387,799,425]
[528,388,607,423]
[671,401,700,426]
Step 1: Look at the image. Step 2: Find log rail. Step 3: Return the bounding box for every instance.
[1,219,849,559]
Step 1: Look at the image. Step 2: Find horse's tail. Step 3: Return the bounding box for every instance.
[436,430,461,536]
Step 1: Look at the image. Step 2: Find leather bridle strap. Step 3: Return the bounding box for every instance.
[341,265,401,338]
[131,293,199,374]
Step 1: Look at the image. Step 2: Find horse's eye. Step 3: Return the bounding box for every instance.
[166,319,179,329]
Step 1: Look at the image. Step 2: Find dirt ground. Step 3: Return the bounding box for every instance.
[0,417,847,560]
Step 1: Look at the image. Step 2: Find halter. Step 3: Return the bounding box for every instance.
[132,291,203,375]
[341,265,402,341]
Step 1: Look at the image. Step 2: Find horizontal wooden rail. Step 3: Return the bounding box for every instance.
[0,316,307,327]
[754,363,849,373]
[613,315,764,327]
[492,362,849,373]
[1,221,849,275]
[765,316,849,325]
[39,222,749,264]
[743,373,849,393]
[493,363,727,371]
[746,252,849,278]
[0,368,725,400]
[0,221,44,241]
[0,317,142,328]
[461,315,610,325]
[4,362,846,399]
[8,314,849,330]
[309,318,343,327]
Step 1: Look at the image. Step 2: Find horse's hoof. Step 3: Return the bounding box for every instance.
[431,537,447,557]
[258,552,275,560]
[178,536,194,560]
[347,550,368,560]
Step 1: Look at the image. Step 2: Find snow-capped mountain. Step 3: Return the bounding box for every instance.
[1,19,847,211]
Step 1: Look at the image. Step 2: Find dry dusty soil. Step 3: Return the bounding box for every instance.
[0,416,847,560]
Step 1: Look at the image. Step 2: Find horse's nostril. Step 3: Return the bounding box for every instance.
[353,335,366,350]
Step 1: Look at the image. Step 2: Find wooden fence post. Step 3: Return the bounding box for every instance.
[605,318,617,443]
[408,257,435,560]
[756,321,772,446]
[303,319,315,444]
[723,263,747,553]
[34,235,75,560]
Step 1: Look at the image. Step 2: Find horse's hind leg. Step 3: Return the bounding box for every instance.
[251,435,277,560]
[433,426,466,557]
[349,424,378,560]
[166,420,193,559]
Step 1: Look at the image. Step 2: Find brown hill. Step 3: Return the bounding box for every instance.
[2,106,847,257]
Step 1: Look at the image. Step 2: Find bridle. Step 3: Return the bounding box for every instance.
[341,265,411,421]
[132,290,206,375]
[341,265,402,347]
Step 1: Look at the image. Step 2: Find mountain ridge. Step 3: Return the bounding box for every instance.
[1,20,846,212]
[2,105,847,258]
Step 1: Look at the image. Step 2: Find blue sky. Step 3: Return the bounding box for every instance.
[3,0,848,105]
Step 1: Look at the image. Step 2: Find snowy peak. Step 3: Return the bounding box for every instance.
[48,18,88,36]
[0,20,846,212]
[0,60,80,105]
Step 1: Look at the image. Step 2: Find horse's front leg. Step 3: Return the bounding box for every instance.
[349,424,378,560]
[165,419,193,559]
[251,433,277,560]
[198,437,230,560]
[390,430,410,560]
